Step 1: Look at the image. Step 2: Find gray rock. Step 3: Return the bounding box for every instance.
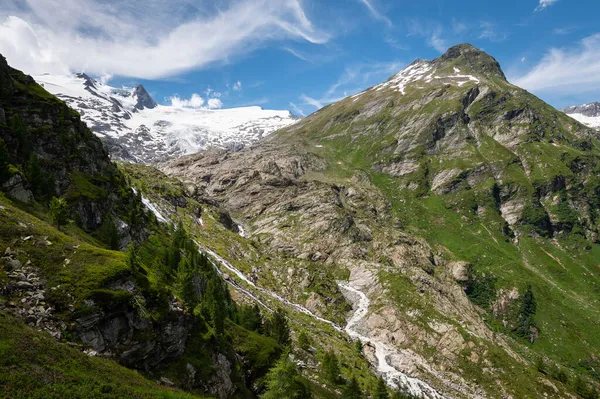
[449,261,470,282]
[3,174,34,204]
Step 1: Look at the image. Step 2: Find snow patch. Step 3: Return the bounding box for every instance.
[567,113,600,128]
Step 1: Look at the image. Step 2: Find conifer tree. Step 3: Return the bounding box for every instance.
[322,350,341,384]
[342,377,363,399]
[261,352,312,399]
[374,377,390,399]
[270,308,291,347]
[49,197,68,230]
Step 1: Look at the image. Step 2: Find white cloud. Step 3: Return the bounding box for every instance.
[513,34,600,95]
[407,20,448,54]
[289,102,306,116]
[300,94,324,110]
[358,0,392,27]
[428,29,448,53]
[536,0,559,11]
[0,0,330,79]
[232,80,242,91]
[169,91,222,109]
[169,93,205,108]
[298,59,404,111]
[207,98,223,109]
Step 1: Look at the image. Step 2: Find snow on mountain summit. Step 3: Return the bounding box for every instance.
[33,73,299,163]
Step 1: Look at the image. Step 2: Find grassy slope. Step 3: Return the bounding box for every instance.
[263,73,600,396]
[120,163,386,399]
[0,194,209,399]
[0,313,208,399]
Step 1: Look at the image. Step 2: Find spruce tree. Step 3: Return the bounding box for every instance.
[126,243,140,275]
[0,138,10,184]
[9,114,30,157]
[49,197,68,230]
[342,377,363,399]
[261,352,312,399]
[515,284,537,339]
[322,350,341,384]
[270,308,291,347]
[374,377,390,399]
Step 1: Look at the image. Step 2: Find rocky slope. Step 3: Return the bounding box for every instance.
[562,102,600,129]
[0,54,314,399]
[163,44,600,398]
[33,73,299,163]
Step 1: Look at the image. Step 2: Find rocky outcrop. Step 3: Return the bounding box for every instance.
[74,296,192,369]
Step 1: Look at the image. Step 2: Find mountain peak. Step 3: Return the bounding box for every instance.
[133,84,157,110]
[437,43,506,80]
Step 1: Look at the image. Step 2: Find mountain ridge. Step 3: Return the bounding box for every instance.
[33,72,299,163]
[163,43,600,398]
[562,101,600,129]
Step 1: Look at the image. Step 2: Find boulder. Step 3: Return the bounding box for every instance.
[449,261,470,282]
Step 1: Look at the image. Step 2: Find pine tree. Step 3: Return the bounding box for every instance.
[126,243,140,275]
[515,284,537,339]
[0,138,10,184]
[322,350,341,384]
[374,377,390,399]
[238,304,263,332]
[297,331,310,351]
[98,216,120,250]
[9,114,30,157]
[342,377,363,399]
[49,197,68,230]
[261,352,312,399]
[270,308,291,347]
[26,152,43,198]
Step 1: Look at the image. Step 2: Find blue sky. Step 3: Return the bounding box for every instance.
[0,0,599,115]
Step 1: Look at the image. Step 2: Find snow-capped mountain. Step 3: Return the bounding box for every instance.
[33,73,299,163]
[562,102,600,129]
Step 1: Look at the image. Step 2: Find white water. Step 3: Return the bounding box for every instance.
[199,244,340,330]
[338,282,445,399]
[132,188,169,223]
[198,243,444,398]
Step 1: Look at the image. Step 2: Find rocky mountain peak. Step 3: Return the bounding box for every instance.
[75,72,98,89]
[133,84,157,110]
[562,101,600,117]
[436,43,506,80]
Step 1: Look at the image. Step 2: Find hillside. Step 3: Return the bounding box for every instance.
[163,44,600,398]
[0,54,387,399]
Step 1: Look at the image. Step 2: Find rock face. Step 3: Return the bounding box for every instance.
[74,296,192,369]
[163,44,599,398]
[0,53,146,234]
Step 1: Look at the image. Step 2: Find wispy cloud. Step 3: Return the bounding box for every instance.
[358,0,392,27]
[169,93,223,109]
[289,101,306,116]
[478,21,507,42]
[535,0,559,11]
[0,0,330,79]
[300,94,324,110]
[283,47,311,62]
[513,33,600,96]
[407,20,448,54]
[298,59,404,112]
[428,29,448,53]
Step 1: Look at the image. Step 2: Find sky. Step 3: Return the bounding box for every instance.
[0,0,599,116]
